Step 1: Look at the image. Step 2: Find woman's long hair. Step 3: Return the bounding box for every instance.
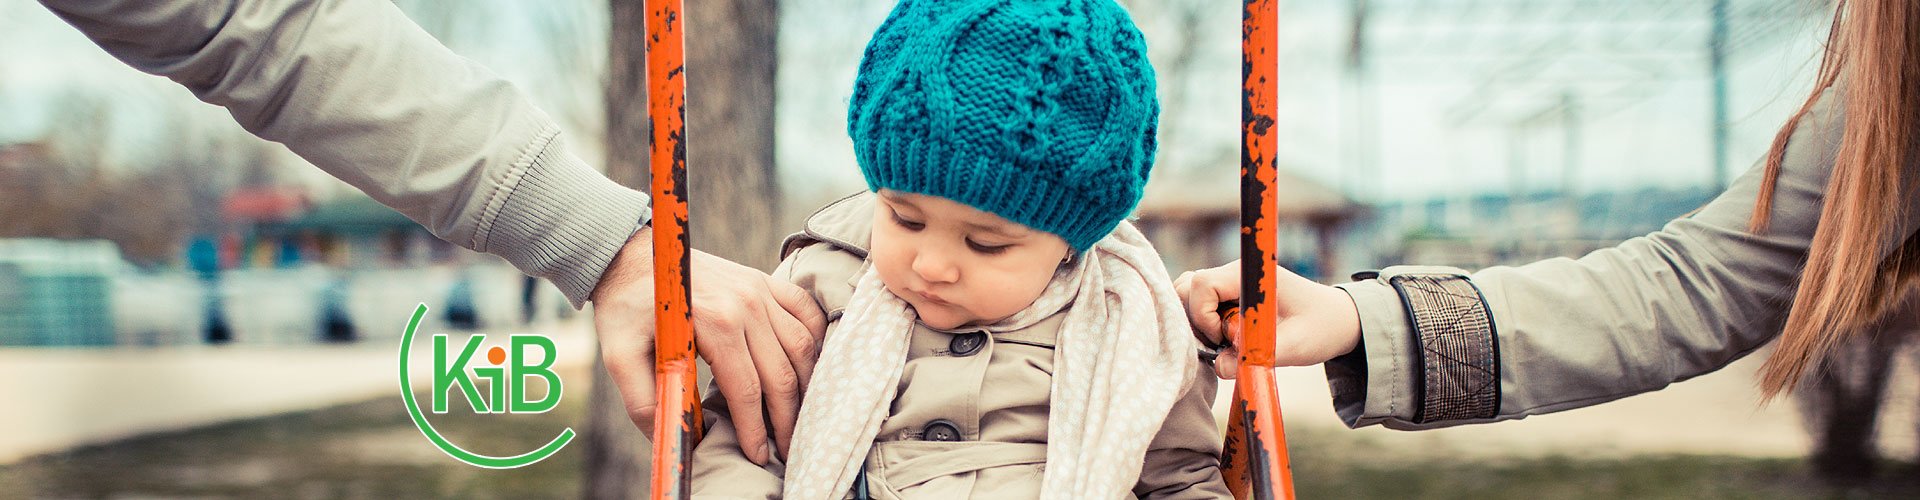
[1752,0,1920,398]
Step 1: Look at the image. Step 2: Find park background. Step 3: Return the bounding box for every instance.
[2,0,1917,497]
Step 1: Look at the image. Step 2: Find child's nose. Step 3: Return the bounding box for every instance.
[911,250,959,284]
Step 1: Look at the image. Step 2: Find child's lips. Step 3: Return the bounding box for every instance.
[914,290,953,306]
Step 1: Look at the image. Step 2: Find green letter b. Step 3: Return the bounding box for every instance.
[510,335,562,413]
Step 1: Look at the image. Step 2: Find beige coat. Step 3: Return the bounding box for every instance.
[692,193,1231,499]
[1326,87,1920,429]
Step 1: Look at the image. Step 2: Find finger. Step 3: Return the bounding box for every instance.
[769,277,828,338]
[1203,261,1244,303]
[764,278,822,389]
[1213,346,1240,379]
[744,301,803,462]
[599,339,658,431]
[697,320,771,465]
[594,302,659,433]
[1184,274,1224,343]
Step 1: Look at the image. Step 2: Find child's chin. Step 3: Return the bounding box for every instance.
[911,307,971,330]
[919,316,967,330]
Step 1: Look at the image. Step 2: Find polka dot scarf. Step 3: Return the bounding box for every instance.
[782,221,1198,499]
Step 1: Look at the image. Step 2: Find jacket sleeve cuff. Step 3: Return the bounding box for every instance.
[1328,265,1499,429]
[475,131,651,308]
[1329,277,1418,428]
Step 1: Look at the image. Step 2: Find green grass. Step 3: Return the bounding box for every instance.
[0,393,591,499]
[3,395,1916,499]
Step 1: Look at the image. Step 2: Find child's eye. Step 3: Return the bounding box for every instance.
[967,239,1010,255]
[891,213,925,231]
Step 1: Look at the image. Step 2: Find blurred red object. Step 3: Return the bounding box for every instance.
[221,188,309,222]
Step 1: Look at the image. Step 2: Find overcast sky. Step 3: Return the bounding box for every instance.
[0,0,1832,204]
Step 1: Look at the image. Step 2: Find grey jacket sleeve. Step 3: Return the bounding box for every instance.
[38,0,650,307]
[1327,87,1920,429]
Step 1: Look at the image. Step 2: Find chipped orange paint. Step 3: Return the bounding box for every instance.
[1221,377,1255,499]
[646,0,700,498]
[1225,0,1296,499]
[1235,364,1293,500]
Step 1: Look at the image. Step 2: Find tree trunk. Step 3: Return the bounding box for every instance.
[685,0,782,272]
[582,0,780,497]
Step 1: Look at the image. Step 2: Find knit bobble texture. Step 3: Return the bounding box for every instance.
[848,0,1159,251]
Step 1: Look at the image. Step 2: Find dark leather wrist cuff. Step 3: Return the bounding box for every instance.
[1388,273,1500,423]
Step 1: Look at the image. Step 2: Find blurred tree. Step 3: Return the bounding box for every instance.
[0,86,210,266]
[1118,0,1214,176]
[583,0,782,497]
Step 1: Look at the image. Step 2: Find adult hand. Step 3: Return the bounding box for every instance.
[1173,259,1362,378]
[590,226,828,465]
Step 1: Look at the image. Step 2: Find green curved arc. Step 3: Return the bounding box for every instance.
[399,303,574,469]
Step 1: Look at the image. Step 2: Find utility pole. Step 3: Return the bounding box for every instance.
[1708,0,1730,190]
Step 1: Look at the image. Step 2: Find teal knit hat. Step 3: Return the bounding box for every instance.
[848,0,1159,251]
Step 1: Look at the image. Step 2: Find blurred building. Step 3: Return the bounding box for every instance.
[1361,187,1717,271]
[216,189,460,271]
[1136,169,1363,282]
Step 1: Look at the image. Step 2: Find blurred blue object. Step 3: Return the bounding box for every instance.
[319,275,355,342]
[187,237,220,277]
[444,272,478,331]
[276,238,302,268]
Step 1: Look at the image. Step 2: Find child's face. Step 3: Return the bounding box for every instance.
[870,189,1073,330]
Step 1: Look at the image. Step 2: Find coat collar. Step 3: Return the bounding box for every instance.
[781,190,876,260]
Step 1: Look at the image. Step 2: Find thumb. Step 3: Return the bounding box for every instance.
[1212,346,1241,379]
[593,287,662,435]
[599,330,660,433]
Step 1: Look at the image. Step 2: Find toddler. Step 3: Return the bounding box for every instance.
[692,0,1228,498]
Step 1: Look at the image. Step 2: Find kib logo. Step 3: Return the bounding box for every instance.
[398,304,574,468]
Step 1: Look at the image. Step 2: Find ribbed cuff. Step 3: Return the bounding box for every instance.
[475,131,650,308]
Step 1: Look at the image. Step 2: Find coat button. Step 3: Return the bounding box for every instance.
[948,332,987,357]
[922,419,963,442]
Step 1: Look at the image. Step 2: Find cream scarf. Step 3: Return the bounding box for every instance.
[781,221,1197,499]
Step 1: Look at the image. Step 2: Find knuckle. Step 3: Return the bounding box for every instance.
[731,381,764,409]
[764,373,802,399]
[742,297,765,315]
[798,337,820,361]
